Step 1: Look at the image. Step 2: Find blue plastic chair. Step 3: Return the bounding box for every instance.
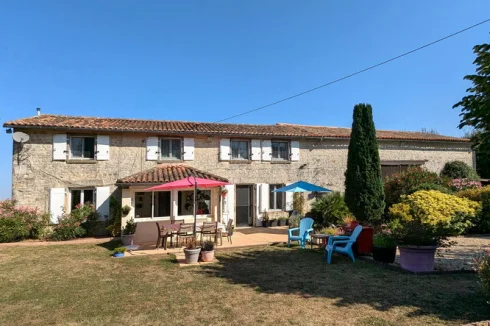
[325,225,363,264]
[288,217,314,249]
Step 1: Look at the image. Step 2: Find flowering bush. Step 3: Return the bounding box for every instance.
[474,252,490,295]
[449,178,482,191]
[384,167,446,208]
[389,190,481,245]
[50,204,97,241]
[456,185,490,202]
[0,199,50,242]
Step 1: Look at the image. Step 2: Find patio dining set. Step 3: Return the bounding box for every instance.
[155,219,233,250]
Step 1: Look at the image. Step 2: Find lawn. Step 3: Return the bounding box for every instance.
[0,243,488,326]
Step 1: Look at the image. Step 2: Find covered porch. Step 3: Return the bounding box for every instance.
[116,164,230,245]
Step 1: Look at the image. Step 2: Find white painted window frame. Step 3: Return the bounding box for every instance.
[69,188,95,212]
[268,184,285,210]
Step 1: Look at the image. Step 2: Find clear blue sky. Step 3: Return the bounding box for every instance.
[1,1,489,199]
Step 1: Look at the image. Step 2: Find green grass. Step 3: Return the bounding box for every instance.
[0,243,488,325]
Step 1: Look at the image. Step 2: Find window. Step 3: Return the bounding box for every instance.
[231,140,249,160]
[134,192,153,218]
[381,162,424,182]
[154,191,171,217]
[160,138,182,160]
[271,141,289,161]
[269,184,284,210]
[178,190,211,216]
[70,189,94,210]
[70,136,95,159]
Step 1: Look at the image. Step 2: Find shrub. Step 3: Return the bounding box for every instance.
[113,246,127,254]
[384,166,442,208]
[202,241,215,251]
[469,192,490,234]
[474,252,490,295]
[50,213,87,241]
[440,160,479,180]
[72,204,101,236]
[456,185,490,202]
[309,192,350,228]
[106,196,122,237]
[0,199,50,242]
[409,183,453,195]
[373,232,396,248]
[449,178,482,191]
[0,217,29,242]
[344,103,385,224]
[293,193,305,215]
[389,190,480,237]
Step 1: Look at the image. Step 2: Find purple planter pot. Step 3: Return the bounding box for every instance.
[399,245,437,272]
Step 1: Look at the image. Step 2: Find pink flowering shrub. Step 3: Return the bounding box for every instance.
[50,203,97,241]
[450,178,482,191]
[0,199,50,242]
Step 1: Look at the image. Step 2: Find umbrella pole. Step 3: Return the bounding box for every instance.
[193,180,197,237]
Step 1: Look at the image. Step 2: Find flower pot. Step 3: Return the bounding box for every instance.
[262,221,268,227]
[285,219,289,226]
[184,248,201,264]
[399,245,437,272]
[271,220,278,227]
[372,246,396,263]
[201,250,215,262]
[350,221,360,228]
[277,219,283,226]
[121,234,135,246]
[356,227,374,254]
[113,252,125,258]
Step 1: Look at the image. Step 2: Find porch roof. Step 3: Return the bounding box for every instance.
[116,164,228,186]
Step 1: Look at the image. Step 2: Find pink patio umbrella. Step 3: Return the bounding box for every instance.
[146,177,229,235]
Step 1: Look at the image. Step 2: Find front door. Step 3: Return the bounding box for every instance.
[236,185,253,226]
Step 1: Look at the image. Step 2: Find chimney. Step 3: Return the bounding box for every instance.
[36,108,41,116]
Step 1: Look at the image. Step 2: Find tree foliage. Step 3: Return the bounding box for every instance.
[344,103,385,224]
[454,41,490,178]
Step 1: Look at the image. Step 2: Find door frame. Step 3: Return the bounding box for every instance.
[235,184,256,226]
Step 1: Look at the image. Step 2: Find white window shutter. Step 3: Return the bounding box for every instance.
[285,185,294,211]
[52,134,67,161]
[183,138,194,161]
[224,184,235,223]
[219,138,231,161]
[96,135,110,161]
[96,186,111,221]
[261,140,272,161]
[251,139,261,161]
[146,137,159,161]
[49,188,65,223]
[258,184,269,213]
[291,141,300,161]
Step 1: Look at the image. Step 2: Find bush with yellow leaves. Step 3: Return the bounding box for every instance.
[389,190,481,238]
[456,185,490,202]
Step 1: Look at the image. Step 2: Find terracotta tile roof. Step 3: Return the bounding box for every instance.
[3,114,469,143]
[116,164,228,185]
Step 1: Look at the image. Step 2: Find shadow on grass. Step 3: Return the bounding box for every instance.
[96,240,121,251]
[199,246,489,324]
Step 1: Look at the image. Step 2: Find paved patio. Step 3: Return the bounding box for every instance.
[124,226,289,257]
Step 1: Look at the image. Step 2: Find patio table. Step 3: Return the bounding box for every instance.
[310,234,330,249]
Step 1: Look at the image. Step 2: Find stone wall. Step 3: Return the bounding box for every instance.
[10,128,474,211]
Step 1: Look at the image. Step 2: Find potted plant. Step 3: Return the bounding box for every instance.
[121,218,137,245]
[201,240,215,262]
[221,188,228,198]
[184,238,201,264]
[372,231,397,263]
[121,205,131,216]
[113,246,126,258]
[262,212,269,227]
[269,218,277,227]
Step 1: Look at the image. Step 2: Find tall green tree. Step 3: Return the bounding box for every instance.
[454,40,490,178]
[344,103,385,224]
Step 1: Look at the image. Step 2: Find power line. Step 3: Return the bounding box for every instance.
[215,18,490,123]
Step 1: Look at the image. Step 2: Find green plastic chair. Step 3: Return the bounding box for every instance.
[325,225,362,264]
[288,217,314,249]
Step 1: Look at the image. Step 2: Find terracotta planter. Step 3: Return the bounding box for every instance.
[184,248,201,264]
[121,234,135,246]
[372,246,396,263]
[399,245,437,272]
[201,250,215,262]
[356,227,374,254]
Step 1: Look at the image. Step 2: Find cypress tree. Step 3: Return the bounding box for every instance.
[344,103,385,224]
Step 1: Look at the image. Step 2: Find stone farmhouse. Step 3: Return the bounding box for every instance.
[4,113,473,237]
